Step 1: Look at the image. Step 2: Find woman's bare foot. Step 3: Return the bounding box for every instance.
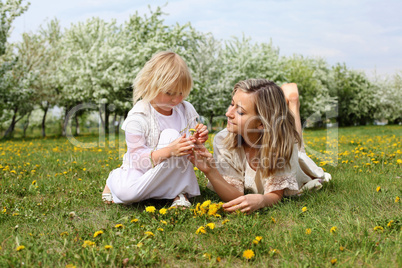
[102,184,114,204]
[281,83,300,107]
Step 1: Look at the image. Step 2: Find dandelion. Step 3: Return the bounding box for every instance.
[65,264,76,268]
[189,128,196,135]
[339,246,345,251]
[331,258,337,265]
[395,196,400,203]
[222,219,230,225]
[82,240,95,248]
[159,208,167,215]
[376,186,381,192]
[305,228,312,235]
[144,231,154,237]
[60,232,69,236]
[242,249,255,260]
[93,230,103,238]
[160,220,167,225]
[302,207,307,212]
[145,206,156,213]
[253,236,263,244]
[271,217,276,223]
[16,245,25,251]
[387,220,394,227]
[104,245,113,249]
[203,253,211,260]
[157,228,164,232]
[137,242,143,248]
[397,159,402,164]
[114,224,123,228]
[32,180,36,185]
[206,223,215,230]
[196,226,207,234]
[330,226,337,234]
[373,226,384,232]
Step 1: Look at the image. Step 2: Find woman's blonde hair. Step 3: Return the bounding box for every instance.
[133,51,193,103]
[224,79,301,178]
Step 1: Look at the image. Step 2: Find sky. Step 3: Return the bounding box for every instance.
[9,0,402,77]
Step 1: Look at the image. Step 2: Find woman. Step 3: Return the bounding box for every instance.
[188,79,331,213]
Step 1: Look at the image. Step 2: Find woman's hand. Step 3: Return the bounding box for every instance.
[222,194,266,214]
[187,141,215,174]
[222,190,284,214]
[192,123,208,143]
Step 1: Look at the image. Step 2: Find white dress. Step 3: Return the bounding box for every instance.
[106,102,200,204]
[208,129,328,196]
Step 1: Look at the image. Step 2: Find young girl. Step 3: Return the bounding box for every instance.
[189,79,331,213]
[102,51,208,207]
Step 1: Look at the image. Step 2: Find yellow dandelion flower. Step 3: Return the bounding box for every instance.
[131,219,139,223]
[222,219,230,225]
[159,208,167,215]
[104,245,113,249]
[157,228,164,232]
[339,246,345,251]
[243,249,255,260]
[160,220,167,225]
[216,256,221,262]
[397,159,402,164]
[16,245,25,251]
[196,226,207,234]
[82,240,95,248]
[306,228,312,235]
[331,258,337,265]
[330,226,337,234]
[32,180,36,185]
[373,226,383,232]
[302,207,307,212]
[395,196,400,203]
[203,253,211,260]
[145,206,156,213]
[194,167,199,171]
[376,186,381,192]
[93,230,103,238]
[387,220,394,227]
[144,231,154,237]
[137,242,143,248]
[206,223,215,230]
[114,224,123,228]
[60,232,69,236]
[65,264,76,268]
[271,217,276,223]
[252,239,259,245]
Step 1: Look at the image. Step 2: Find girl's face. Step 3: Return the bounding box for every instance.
[226,90,263,144]
[150,91,184,115]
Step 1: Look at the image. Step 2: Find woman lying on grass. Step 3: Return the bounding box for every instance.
[189,79,331,213]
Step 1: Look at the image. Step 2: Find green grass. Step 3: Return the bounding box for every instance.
[0,125,401,267]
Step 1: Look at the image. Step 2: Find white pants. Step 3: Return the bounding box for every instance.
[106,129,200,204]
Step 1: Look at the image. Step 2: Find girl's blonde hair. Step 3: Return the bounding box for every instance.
[224,79,301,178]
[133,51,193,103]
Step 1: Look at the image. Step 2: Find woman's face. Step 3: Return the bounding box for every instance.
[225,90,262,143]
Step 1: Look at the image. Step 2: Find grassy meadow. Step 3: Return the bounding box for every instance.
[0,125,401,267]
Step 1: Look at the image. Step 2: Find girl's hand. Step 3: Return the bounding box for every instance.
[192,123,208,144]
[222,194,266,214]
[187,141,215,173]
[168,134,194,157]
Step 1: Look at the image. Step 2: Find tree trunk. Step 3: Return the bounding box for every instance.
[3,107,18,139]
[104,108,110,135]
[75,114,80,136]
[113,112,119,134]
[62,108,68,136]
[41,104,49,137]
[22,112,32,138]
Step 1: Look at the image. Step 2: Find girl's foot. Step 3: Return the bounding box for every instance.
[171,193,191,208]
[102,184,114,204]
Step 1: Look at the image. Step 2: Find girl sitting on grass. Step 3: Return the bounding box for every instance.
[189,79,331,213]
[102,51,208,207]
